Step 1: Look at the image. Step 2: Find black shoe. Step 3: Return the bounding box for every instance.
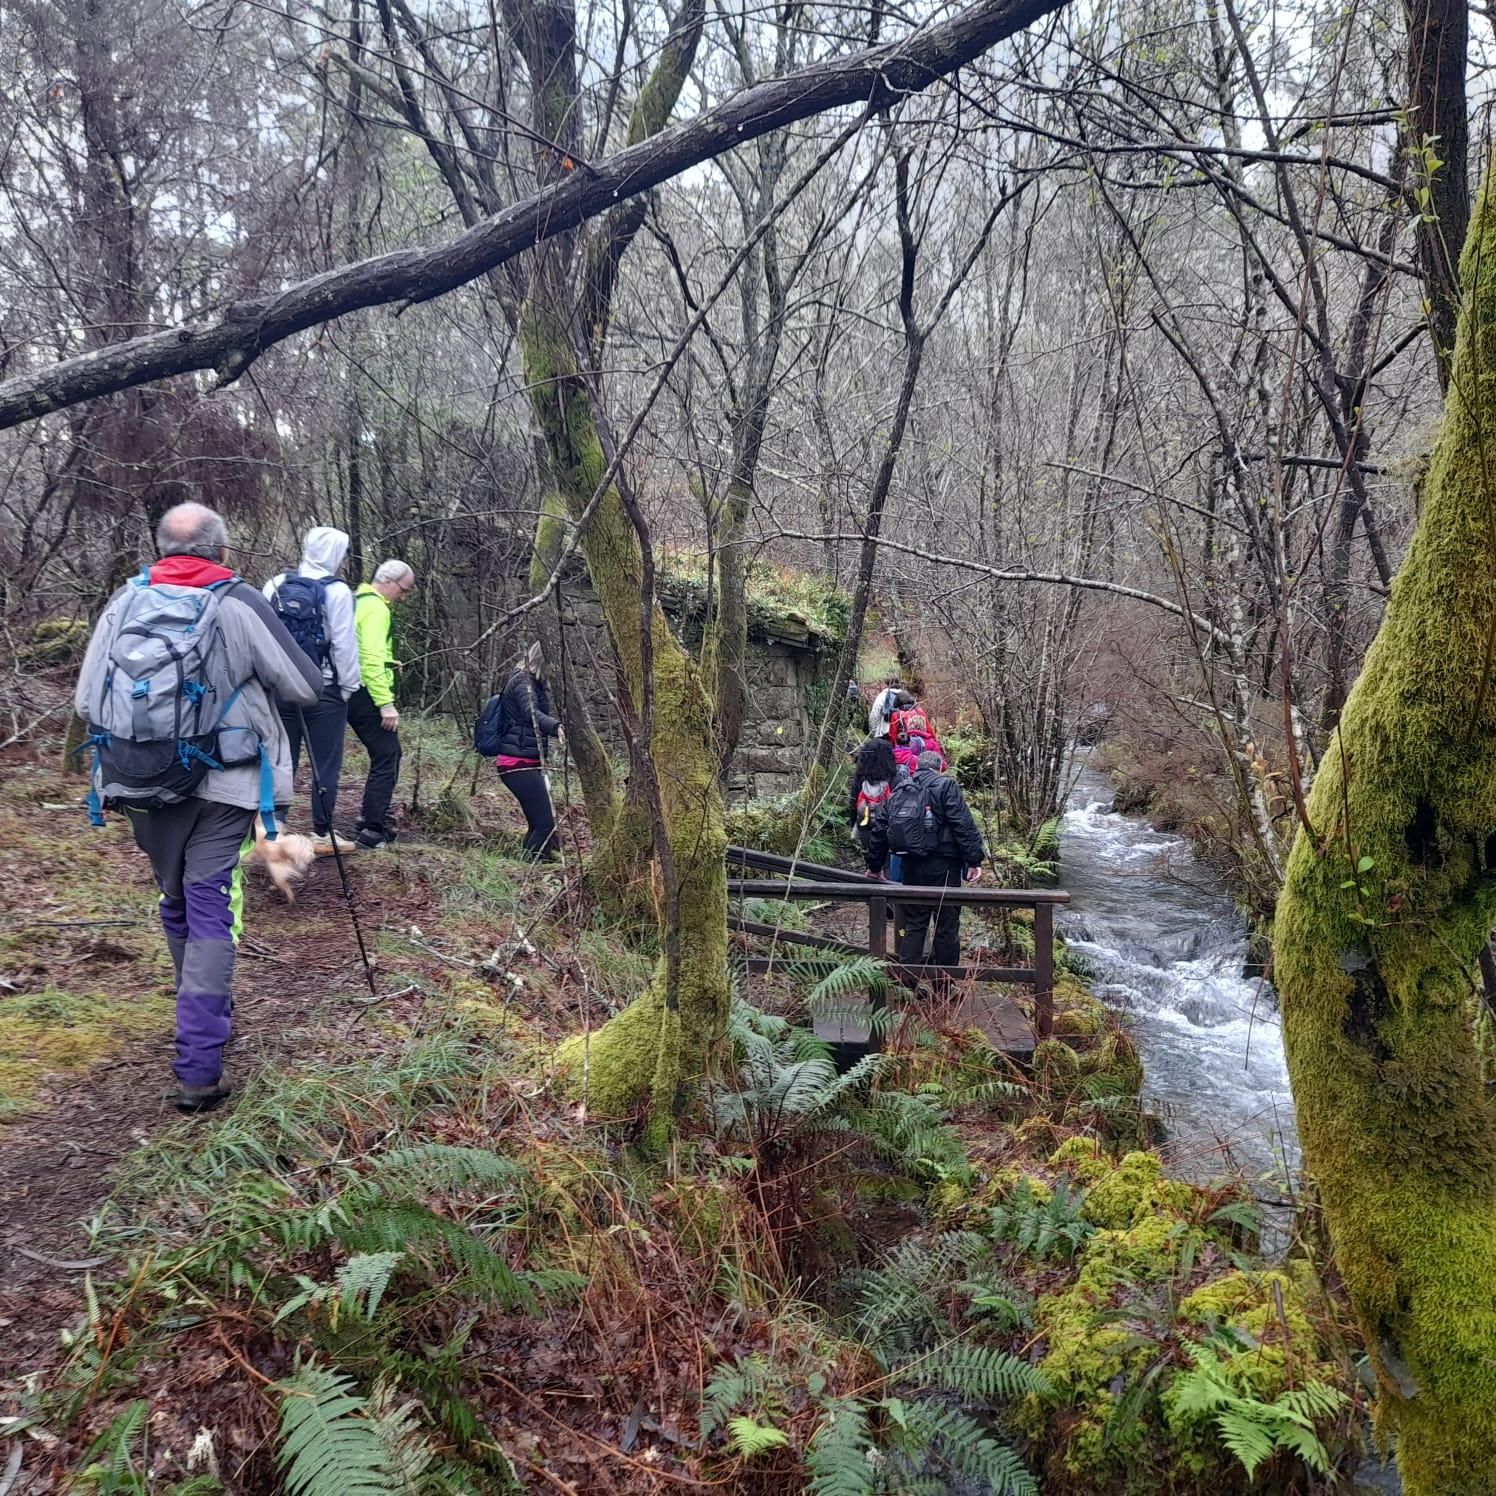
[355,826,394,850]
[174,1080,232,1114]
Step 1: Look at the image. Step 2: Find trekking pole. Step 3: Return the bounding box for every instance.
[295,703,378,998]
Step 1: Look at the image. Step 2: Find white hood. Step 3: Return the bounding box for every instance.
[300,525,350,576]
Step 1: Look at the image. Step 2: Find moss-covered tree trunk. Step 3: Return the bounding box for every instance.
[527,487,619,836]
[524,295,728,1115]
[1273,163,1496,1494]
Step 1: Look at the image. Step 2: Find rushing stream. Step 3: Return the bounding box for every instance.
[1058,760,1300,1189]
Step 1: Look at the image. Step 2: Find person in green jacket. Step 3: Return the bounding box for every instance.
[349,559,416,848]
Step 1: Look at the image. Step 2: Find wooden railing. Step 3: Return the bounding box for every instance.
[725,845,1070,1041]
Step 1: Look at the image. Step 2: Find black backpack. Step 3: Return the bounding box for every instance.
[473,692,506,756]
[885,774,941,858]
[271,574,334,674]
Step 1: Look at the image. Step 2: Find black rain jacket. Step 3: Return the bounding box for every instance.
[494,669,561,762]
[865,768,987,873]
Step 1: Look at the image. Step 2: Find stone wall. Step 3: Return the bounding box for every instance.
[548,570,834,800]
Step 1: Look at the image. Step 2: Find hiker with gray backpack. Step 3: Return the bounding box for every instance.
[74,502,322,1112]
[263,525,361,852]
[864,749,987,978]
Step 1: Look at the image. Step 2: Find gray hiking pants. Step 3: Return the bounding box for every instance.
[126,799,256,1086]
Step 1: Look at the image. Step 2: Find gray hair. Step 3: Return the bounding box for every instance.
[917,750,944,773]
[373,559,414,587]
[156,502,229,561]
[525,641,545,676]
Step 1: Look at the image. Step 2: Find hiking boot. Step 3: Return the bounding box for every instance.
[311,830,357,857]
[174,1079,232,1114]
[355,825,395,851]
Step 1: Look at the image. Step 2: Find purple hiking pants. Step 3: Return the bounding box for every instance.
[126,800,256,1086]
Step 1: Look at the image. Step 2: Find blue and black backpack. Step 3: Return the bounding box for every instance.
[472,692,506,757]
[270,573,334,676]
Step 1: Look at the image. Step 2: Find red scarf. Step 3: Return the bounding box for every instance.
[148,555,236,588]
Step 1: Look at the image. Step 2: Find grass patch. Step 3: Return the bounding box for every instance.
[0,984,171,1120]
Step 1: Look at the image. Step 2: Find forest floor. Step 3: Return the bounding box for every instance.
[0,708,1373,1495]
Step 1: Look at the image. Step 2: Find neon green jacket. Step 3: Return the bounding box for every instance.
[354,583,396,707]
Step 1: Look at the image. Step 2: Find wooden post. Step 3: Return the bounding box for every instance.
[869,893,887,1051]
[1034,901,1054,1041]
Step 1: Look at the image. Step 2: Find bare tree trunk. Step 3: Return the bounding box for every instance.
[1404,0,1469,387]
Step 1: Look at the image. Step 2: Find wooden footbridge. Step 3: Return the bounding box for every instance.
[726,846,1070,1064]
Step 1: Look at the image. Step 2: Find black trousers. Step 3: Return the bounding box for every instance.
[347,686,402,833]
[897,855,964,969]
[499,767,557,858]
[278,683,347,833]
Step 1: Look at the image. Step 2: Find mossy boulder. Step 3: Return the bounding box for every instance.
[1052,972,1109,1039]
[1048,1134,1111,1184]
[21,616,89,664]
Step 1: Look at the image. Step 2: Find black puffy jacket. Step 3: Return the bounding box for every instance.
[865,768,986,872]
[494,669,561,762]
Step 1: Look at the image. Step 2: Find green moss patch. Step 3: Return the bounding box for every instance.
[0,985,171,1120]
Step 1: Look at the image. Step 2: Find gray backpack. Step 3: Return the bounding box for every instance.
[83,574,268,824]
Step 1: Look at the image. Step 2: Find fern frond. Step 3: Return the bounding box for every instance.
[368,1144,523,1197]
[1215,1408,1278,1479]
[895,1401,1038,1495]
[805,1400,874,1496]
[276,1363,397,1496]
[335,1251,404,1320]
[727,1415,790,1458]
[898,1343,1050,1402]
[79,1399,149,1480]
[337,1203,537,1313]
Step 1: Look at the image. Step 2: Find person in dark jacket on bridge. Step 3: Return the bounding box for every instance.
[492,642,564,859]
[866,750,986,973]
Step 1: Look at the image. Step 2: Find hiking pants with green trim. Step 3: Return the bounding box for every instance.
[127,800,256,1086]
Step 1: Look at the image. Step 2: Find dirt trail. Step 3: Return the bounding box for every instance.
[0,763,441,1374]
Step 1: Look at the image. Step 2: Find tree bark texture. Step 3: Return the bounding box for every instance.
[524,300,729,1117]
[1272,162,1496,1494]
[0,0,1068,432]
[1404,0,1468,387]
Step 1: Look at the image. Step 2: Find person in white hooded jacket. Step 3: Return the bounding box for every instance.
[263,526,361,846]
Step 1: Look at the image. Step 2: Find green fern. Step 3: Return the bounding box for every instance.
[701,1353,781,1440]
[276,1364,397,1496]
[896,1342,1050,1402]
[805,1399,874,1496]
[1166,1340,1347,1479]
[990,1177,1095,1262]
[727,1415,790,1458]
[793,954,889,1007]
[891,1401,1037,1495]
[75,1400,150,1492]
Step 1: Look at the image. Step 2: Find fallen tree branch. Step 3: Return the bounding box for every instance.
[0,0,1068,430]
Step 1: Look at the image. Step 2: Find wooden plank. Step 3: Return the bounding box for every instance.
[727,917,860,955]
[726,845,879,884]
[1033,901,1055,1041]
[727,878,1071,906]
[952,989,1036,1055]
[738,956,1036,984]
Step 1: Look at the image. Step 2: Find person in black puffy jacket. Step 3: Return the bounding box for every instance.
[866,751,986,973]
[493,643,563,859]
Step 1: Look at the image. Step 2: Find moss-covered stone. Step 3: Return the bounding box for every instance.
[1082,1151,1165,1229]
[1035,1037,1082,1091]
[1052,972,1109,1039]
[1048,1134,1110,1182]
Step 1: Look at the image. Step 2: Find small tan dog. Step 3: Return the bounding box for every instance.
[248,819,317,902]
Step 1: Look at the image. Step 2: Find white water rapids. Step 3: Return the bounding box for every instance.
[1058,762,1300,1189]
